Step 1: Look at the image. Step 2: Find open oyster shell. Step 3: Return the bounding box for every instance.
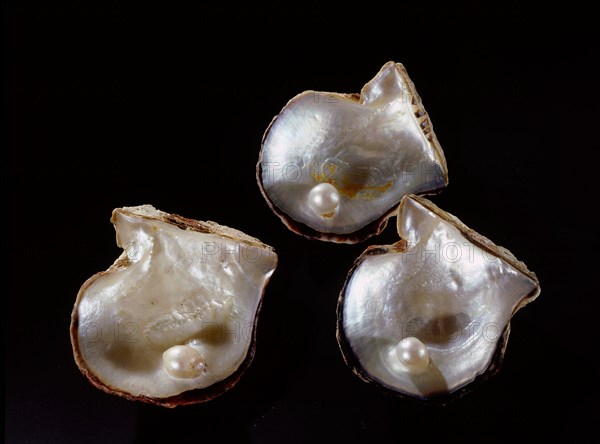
[257,61,448,243]
[71,205,277,407]
[337,195,540,399]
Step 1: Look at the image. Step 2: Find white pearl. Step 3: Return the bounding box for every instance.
[396,337,429,374]
[162,345,205,378]
[307,183,340,215]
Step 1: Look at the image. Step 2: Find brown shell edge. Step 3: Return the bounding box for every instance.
[392,62,448,182]
[255,62,449,244]
[70,209,278,408]
[112,206,275,253]
[335,241,515,403]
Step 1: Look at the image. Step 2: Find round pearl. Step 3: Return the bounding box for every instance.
[307,183,340,215]
[162,345,205,378]
[396,337,429,374]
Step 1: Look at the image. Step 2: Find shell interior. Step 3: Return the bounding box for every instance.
[339,195,540,398]
[72,205,277,400]
[259,61,448,237]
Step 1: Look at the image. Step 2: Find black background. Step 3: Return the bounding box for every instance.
[4,2,597,442]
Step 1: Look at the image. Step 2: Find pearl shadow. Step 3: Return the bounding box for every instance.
[408,360,449,398]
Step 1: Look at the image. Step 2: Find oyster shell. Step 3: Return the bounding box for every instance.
[71,205,277,406]
[257,61,448,243]
[337,195,540,399]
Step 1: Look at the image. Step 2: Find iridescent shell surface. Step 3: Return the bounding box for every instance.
[71,205,277,406]
[258,62,448,242]
[338,195,540,398]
